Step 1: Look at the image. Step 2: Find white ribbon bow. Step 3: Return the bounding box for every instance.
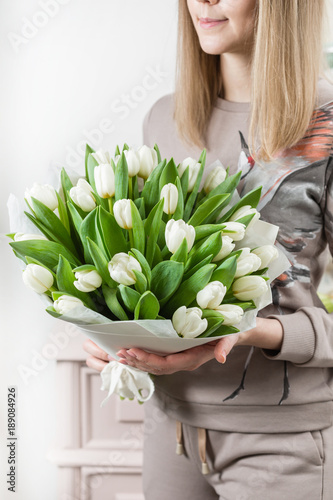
[100,361,155,405]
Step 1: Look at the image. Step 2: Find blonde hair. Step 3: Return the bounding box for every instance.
[174,0,326,161]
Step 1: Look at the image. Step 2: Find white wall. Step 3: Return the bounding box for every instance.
[0,1,177,499]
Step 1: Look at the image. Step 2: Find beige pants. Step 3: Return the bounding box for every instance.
[142,396,333,500]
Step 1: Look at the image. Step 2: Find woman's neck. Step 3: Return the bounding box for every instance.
[219,53,252,103]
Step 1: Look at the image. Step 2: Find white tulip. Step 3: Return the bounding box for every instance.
[74,269,103,293]
[172,306,208,339]
[108,252,142,286]
[22,264,54,294]
[203,165,227,194]
[25,183,58,211]
[137,145,158,179]
[113,199,133,229]
[70,179,96,212]
[94,163,115,199]
[92,150,111,165]
[232,275,268,301]
[214,304,244,326]
[165,219,195,254]
[160,183,178,215]
[177,157,201,192]
[234,247,262,278]
[196,281,227,309]
[116,149,140,177]
[53,295,84,314]
[14,233,47,242]
[229,204,260,228]
[221,222,246,241]
[212,235,235,262]
[252,245,279,270]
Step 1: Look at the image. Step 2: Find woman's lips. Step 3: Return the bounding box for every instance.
[199,18,228,29]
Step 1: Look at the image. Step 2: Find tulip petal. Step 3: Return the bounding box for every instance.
[218,186,262,223]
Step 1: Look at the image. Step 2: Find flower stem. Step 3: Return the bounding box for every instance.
[108,197,114,215]
[129,229,134,250]
[128,177,133,200]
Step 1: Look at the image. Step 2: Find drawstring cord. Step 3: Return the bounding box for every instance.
[223,346,255,402]
[278,360,290,405]
[175,421,210,475]
[197,427,210,475]
[223,347,291,405]
[176,420,184,455]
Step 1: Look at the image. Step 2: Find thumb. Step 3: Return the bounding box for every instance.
[214,334,239,363]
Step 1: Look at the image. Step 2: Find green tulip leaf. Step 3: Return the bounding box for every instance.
[30,197,78,257]
[150,260,184,305]
[183,254,214,281]
[128,248,152,285]
[141,159,166,211]
[60,167,74,205]
[130,200,145,255]
[170,237,188,264]
[194,224,226,241]
[154,143,162,164]
[80,208,105,264]
[134,196,145,219]
[24,211,63,244]
[57,255,96,309]
[133,270,147,295]
[211,255,237,290]
[152,243,163,267]
[118,284,141,313]
[102,284,129,320]
[85,144,95,183]
[163,263,215,316]
[185,231,222,271]
[183,149,206,221]
[188,194,229,227]
[115,152,129,201]
[173,177,184,220]
[180,166,189,200]
[198,171,242,206]
[87,238,117,289]
[9,240,80,271]
[159,157,178,191]
[134,291,160,320]
[218,186,262,223]
[67,202,83,234]
[56,191,70,234]
[98,206,128,259]
[144,199,164,267]
[198,323,239,338]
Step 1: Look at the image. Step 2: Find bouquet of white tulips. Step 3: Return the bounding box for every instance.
[7,143,289,403]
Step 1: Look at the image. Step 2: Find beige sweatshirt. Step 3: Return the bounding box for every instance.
[142,78,333,433]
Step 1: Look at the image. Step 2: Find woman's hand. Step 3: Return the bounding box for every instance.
[214,317,283,363]
[83,339,113,373]
[83,317,283,375]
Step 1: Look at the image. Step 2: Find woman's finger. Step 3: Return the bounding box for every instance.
[86,355,109,373]
[83,339,109,362]
[120,344,216,375]
[214,333,240,363]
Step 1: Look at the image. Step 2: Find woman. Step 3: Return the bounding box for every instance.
[84,1,333,498]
